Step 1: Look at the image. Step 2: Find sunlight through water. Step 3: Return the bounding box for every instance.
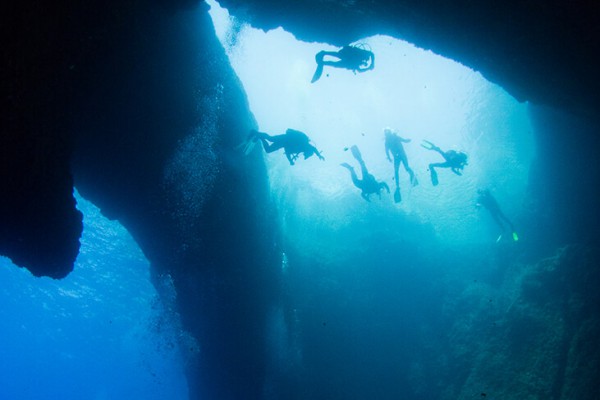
[208,0,534,246]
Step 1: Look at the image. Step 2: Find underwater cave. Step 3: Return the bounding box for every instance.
[1,0,599,399]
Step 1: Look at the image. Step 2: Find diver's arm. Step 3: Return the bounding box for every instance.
[399,137,411,143]
[312,146,325,161]
[356,52,375,72]
[451,167,463,176]
[285,152,295,165]
[361,192,371,202]
[367,52,374,70]
[385,143,392,162]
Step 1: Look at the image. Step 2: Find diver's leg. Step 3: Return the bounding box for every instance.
[491,212,515,241]
[393,157,400,189]
[258,134,285,153]
[401,157,418,186]
[350,146,369,179]
[263,142,285,153]
[422,141,445,156]
[319,51,342,63]
[428,163,446,186]
[312,51,326,83]
[380,182,390,193]
[392,156,402,202]
[340,163,361,189]
[358,160,369,180]
[321,60,345,67]
[315,51,325,64]
[312,51,342,82]
[255,132,274,152]
[430,161,451,169]
[497,212,515,232]
[490,212,506,231]
[311,64,324,83]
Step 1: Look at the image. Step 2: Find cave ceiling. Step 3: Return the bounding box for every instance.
[219,0,600,119]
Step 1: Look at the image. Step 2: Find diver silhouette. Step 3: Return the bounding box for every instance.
[421,140,468,186]
[241,128,324,165]
[384,127,418,203]
[341,145,389,201]
[311,44,375,83]
[476,188,519,242]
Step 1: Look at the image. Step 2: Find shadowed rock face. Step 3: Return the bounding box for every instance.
[219,0,600,118]
[68,4,283,399]
[3,1,279,398]
[1,1,86,278]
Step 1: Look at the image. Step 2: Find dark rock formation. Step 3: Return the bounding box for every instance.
[0,118,82,278]
[3,0,279,398]
[66,3,281,399]
[1,2,86,278]
[219,0,600,118]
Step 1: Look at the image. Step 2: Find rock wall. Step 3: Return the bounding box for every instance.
[67,3,281,399]
[443,245,600,400]
[2,1,280,398]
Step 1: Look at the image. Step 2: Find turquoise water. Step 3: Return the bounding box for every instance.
[0,194,188,400]
[204,4,558,399]
[209,0,534,249]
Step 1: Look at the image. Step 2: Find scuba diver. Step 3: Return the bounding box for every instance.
[476,189,519,242]
[341,145,390,202]
[421,140,468,186]
[384,127,418,203]
[241,128,324,165]
[311,44,375,83]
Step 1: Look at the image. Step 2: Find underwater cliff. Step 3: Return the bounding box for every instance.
[1,0,599,399]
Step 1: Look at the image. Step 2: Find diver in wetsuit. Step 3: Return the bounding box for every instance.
[421,140,468,186]
[247,128,324,165]
[341,145,390,202]
[384,128,418,203]
[476,189,519,242]
[311,44,375,83]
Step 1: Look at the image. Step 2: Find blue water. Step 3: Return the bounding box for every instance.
[0,4,572,400]
[0,194,188,400]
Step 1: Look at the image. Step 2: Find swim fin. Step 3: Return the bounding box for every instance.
[243,138,257,155]
[236,132,258,155]
[350,145,363,162]
[311,64,324,83]
[410,174,419,187]
[421,140,434,150]
[394,187,401,203]
[430,169,439,186]
[512,232,519,242]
